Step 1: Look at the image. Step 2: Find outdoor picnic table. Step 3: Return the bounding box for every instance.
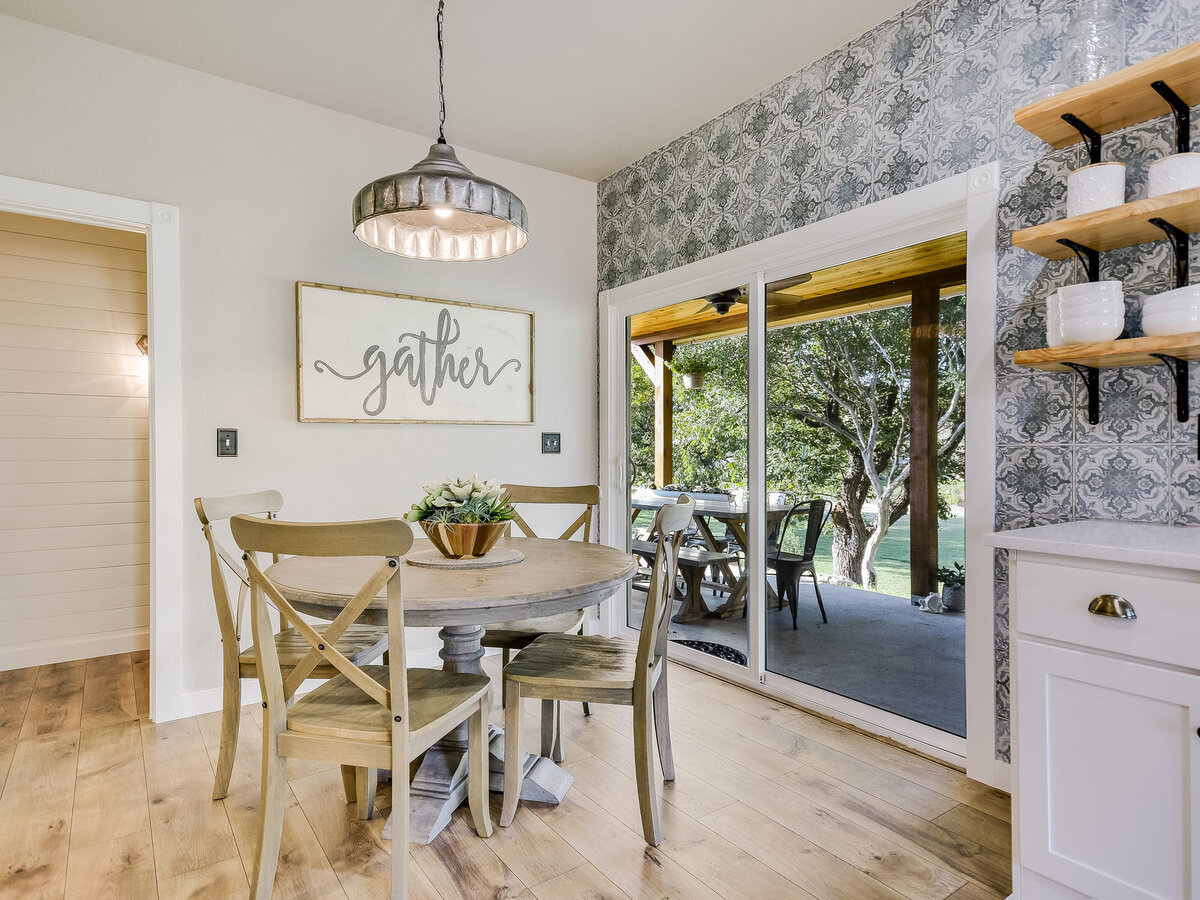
[630,493,791,620]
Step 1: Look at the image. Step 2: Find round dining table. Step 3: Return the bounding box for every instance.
[265,535,638,844]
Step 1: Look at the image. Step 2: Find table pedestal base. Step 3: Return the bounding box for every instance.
[383,726,575,844]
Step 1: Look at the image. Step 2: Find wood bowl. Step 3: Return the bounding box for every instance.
[419,521,507,559]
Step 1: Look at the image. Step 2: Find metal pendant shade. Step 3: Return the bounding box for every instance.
[351,1,528,261]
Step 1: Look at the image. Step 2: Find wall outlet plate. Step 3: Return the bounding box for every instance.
[541,432,561,454]
[217,428,238,457]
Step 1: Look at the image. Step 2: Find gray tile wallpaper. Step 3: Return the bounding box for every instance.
[597,0,1200,762]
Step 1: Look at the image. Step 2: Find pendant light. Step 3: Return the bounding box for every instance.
[352,0,528,261]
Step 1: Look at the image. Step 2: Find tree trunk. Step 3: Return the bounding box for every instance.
[862,492,894,589]
[829,457,870,584]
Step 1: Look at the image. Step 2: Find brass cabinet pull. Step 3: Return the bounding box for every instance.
[1087,594,1137,620]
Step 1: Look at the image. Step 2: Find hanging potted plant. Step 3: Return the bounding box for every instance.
[405,475,516,559]
[937,562,965,612]
[670,354,712,389]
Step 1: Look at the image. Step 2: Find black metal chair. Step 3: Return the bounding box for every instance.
[763,498,831,629]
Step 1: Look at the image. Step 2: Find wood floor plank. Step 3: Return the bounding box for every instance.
[19,660,86,738]
[156,856,248,899]
[288,767,402,898]
[946,882,1005,899]
[671,685,960,819]
[410,809,527,900]
[0,742,13,796]
[210,704,346,900]
[132,654,149,717]
[531,788,724,900]
[140,717,239,881]
[0,666,37,744]
[776,767,1012,895]
[529,862,632,899]
[564,753,820,900]
[70,719,149,849]
[699,802,908,900]
[64,828,157,899]
[932,804,1012,859]
[84,652,132,679]
[0,731,79,899]
[79,669,138,730]
[482,794,585,887]
[658,731,966,900]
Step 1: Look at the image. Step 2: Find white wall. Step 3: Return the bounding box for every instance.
[0,15,599,701]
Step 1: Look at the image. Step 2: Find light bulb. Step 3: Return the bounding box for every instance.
[433,208,453,218]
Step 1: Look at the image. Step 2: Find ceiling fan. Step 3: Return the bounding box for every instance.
[702,273,813,315]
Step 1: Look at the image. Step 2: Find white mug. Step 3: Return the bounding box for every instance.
[1066,162,1125,217]
[1148,152,1200,197]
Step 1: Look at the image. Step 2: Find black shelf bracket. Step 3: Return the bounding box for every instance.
[1062,113,1103,164]
[1148,217,1190,289]
[1151,80,1191,154]
[1058,238,1101,282]
[1148,353,1191,422]
[1064,362,1101,425]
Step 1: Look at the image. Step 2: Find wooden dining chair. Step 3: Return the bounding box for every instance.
[481,483,600,759]
[231,515,492,900]
[195,491,388,814]
[499,495,694,846]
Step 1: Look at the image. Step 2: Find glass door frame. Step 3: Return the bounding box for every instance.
[599,164,1004,787]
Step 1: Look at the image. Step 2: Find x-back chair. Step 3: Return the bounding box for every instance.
[232,515,492,900]
[481,483,601,759]
[500,494,694,846]
[195,491,387,812]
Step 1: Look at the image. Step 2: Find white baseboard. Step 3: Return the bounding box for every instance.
[0,627,148,671]
[177,644,484,719]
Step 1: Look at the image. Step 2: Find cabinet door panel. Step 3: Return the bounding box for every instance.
[1017,640,1200,900]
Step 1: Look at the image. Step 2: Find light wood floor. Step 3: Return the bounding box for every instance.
[0,651,1011,899]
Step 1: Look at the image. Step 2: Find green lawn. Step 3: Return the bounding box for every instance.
[812,513,965,598]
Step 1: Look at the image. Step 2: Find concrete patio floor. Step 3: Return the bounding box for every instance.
[633,579,966,736]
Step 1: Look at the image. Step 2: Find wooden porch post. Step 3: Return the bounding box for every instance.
[653,340,674,487]
[909,282,939,599]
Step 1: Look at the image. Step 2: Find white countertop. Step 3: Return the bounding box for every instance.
[985,520,1200,573]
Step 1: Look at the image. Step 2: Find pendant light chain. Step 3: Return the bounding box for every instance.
[437,0,446,144]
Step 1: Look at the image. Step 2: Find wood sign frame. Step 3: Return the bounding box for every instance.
[296,282,534,424]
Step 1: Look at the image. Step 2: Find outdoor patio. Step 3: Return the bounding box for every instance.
[634,579,966,736]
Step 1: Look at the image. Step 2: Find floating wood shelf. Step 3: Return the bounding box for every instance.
[1014,332,1200,371]
[1011,188,1200,259]
[1016,333,1200,427]
[1015,41,1200,147]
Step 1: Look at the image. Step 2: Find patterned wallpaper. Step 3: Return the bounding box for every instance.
[597,0,1200,762]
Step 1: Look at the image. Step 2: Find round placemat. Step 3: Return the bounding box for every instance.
[406,548,526,570]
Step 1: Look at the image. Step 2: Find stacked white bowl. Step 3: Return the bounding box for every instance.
[1046,281,1125,346]
[1141,284,1200,336]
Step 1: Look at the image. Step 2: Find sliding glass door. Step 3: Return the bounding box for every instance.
[625,285,750,669]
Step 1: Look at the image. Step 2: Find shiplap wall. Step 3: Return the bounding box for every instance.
[0,210,149,668]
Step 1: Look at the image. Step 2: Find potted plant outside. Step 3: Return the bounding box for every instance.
[669,355,711,389]
[405,476,515,559]
[937,562,965,612]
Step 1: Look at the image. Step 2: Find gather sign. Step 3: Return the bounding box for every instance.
[296,282,533,424]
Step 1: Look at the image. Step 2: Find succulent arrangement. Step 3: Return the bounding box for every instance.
[405,476,515,525]
[937,561,965,588]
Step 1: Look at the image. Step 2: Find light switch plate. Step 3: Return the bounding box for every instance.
[541,432,561,454]
[217,428,238,457]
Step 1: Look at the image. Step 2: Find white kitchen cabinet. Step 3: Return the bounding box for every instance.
[986,521,1200,900]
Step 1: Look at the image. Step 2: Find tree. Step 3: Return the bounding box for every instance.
[628,295,967,588]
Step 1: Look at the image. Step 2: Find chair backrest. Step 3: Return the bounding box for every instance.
[635,495,695,691]
[772,498,830,566]
[230,516,414,736]
[194,490,284,648]
[501,483,600,541]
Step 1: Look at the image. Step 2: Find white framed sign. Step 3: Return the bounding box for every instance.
[296,282,534,424]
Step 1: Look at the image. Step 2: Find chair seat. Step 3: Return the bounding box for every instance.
[504,633,638,691]
[287,666,491,744]
[481,609,585,643]
[238,624,388,677]
[773,551,816,567]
